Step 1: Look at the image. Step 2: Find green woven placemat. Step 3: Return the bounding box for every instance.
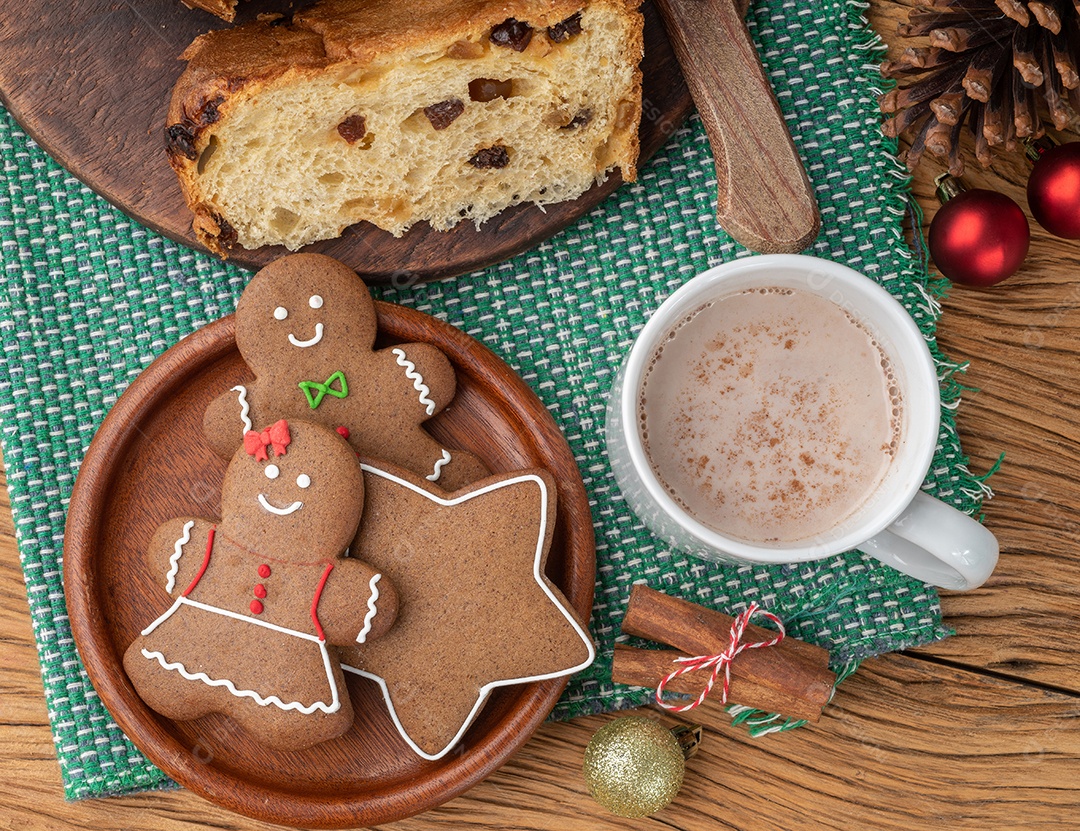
[0,0,988,801]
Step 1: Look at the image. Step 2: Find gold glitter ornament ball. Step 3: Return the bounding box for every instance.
[582,717,686,818]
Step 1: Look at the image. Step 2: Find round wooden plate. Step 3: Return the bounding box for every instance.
[0,1,690,283]
[63,302,596,828]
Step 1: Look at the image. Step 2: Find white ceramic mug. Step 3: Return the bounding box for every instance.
[605,254,998,590]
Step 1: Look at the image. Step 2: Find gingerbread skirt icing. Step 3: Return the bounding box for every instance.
[137,597,340,714]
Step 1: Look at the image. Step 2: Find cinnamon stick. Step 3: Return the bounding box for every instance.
[612,644,830,723]
[616,585,836,721]
[622,585,831,671]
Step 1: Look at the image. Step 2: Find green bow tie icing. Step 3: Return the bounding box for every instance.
[299,371,349,409]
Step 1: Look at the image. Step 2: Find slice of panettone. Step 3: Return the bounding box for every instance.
[166,0,643,255]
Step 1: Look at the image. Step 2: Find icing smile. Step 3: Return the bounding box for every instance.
[288,323,324,348]
[257,494,303,516]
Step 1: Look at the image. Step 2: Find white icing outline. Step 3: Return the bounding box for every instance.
[391,348,437,416]
[258,493,303,515]
[289,323,324,348]
[426,450,452,482]
[341,465,596,761]
[356,573,381,644]
[163,520,195,594]
[139,596,339,714]
[232,385,252,433]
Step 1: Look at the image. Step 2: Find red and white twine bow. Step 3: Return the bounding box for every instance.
[655,602,786,713]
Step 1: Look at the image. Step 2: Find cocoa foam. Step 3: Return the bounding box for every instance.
[639,286,902,544]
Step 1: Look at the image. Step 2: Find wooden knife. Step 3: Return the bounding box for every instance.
[653,0,821,253]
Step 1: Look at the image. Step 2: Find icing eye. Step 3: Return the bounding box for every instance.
[309,295,324,309]
[296,473,311,489]
[274,306,288,321]
[265,464,280,479]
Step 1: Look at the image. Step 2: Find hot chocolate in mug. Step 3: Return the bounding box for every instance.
[605,255,998,590]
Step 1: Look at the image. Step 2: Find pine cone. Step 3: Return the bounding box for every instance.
[880,0,1080,173]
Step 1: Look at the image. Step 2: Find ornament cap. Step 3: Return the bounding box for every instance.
[934,173,967,204]
[671,723,703,760]
[1024,136,1056,164]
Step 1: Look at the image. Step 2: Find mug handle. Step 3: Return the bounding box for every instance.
[858,491,999,591]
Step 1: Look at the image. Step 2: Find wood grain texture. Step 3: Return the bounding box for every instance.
[865,0,1080,694]
[2,0,1080,828]
[0,0,690,283]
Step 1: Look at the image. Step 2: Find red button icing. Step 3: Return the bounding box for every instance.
[253,584,267,599]
[250,599,264,615]
[336,426,350,440]
[258,564,271,578]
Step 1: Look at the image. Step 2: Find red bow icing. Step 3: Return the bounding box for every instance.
[244,419,291,461]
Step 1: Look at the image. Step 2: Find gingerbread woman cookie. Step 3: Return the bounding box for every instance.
[124,420,398,751]
[203,253,488,490]
[338,461,595,760]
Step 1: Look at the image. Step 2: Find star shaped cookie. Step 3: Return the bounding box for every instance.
[338,462,595,760]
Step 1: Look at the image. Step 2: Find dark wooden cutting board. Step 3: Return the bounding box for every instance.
[0,1,691,282]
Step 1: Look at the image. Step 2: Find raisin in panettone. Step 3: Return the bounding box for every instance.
[167,0,643,255]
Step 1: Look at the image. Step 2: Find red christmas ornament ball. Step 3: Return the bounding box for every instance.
[1027,143,1080,240]
[928,190,1030,286]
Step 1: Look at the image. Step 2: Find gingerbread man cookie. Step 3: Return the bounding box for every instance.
[124,420,398,751]
[203,253,489,490]
[337,461,595,760]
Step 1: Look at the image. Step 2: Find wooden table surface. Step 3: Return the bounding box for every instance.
[3,2,1079,829]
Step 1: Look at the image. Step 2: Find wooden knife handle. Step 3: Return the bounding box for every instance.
[653,0,821,253]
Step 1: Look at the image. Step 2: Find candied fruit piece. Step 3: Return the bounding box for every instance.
[215,214,238,248]
[337,114,367,144]
[447,39,485,59]
[561,109,593,129]
[197,95,224,126]
[547,12,582,42]
[468,78,514,102]
[490,18,532,51]
[424,99,465,130]
[166,124,197,160]
[468,146,510,169]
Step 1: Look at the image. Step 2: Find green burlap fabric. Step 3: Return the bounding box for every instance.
[0,0,989,801]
